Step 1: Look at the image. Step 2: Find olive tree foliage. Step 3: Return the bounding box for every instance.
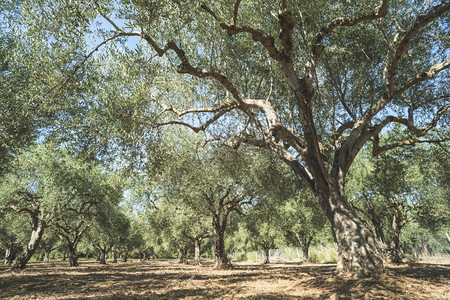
[347,142,449,263]
[86,206,129,264]
[10,0,450,277]
[278,190,330,263]
[0,3,39,175]
[0,143,121,269]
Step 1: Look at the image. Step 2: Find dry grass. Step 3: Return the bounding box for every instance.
[0,259,449,299]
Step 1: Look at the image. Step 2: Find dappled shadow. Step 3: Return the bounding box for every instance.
[0,260,449,299]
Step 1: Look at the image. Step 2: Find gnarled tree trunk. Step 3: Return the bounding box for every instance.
[320,185,383,278]
[12,215,45,270]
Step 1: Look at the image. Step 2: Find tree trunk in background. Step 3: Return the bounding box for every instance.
[111,246,117,263]
[4,244,21,266]
[11,213,45,270]
[390,215,404,264]
[98,249,107,264]
[122,248,128,262]
[262,246,270,264]
[42,250,51,263]
[178,248,188,264]
[320,184,383,278]
[67,245,79,267]
[193,239,201,265]
[296,234,313,263]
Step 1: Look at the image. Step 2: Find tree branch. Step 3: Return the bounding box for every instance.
[394,60,450,97]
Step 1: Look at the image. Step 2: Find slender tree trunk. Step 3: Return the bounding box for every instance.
[262,246,270,264]
[193,239,201,265]
[63,251,67,261]
[320,185,383,278]
[11,216,45,270]
[42,250,51,263]
[111,246,117,263]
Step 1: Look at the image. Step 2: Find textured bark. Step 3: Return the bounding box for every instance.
[321,187,383,278]
[12,219,45,270]
[390,215,404,264]
[193,239,201,265]
[213,217,231,269]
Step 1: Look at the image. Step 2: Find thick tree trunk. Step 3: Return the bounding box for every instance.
[98,249,107,264]
[390,215,403,264]
[12,220,45,270]
[320,186,383,278]
[67,246,79,267]
[213,231,230,269]
[193,239,201,265]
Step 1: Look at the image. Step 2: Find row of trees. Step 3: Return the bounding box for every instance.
[0,131,448,271]
[1,0,448,278]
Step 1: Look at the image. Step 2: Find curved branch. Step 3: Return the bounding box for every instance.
[373,102,450,137]
[200,2,285,62]
[384,2,450,96]
[394,60,450,97]
[308,0,388,76]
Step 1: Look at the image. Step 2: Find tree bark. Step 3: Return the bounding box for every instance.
[41,250,51,263]
[320,186,383,278]
[177,247,189,264]
[98,249,107,264]
[213,219,231,269]
[122,248,129,262]
[111,245,118,263]
[11,213,45,270]
[193,238,201,265]
[4,244,21,266]
[67,246,79,267]
[295,234,313,263]
[262,246,270,264]
[390,214,404,264]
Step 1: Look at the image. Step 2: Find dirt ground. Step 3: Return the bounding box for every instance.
[0,259,449,299]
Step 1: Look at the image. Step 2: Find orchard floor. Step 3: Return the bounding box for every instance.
[1,259,449,299]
